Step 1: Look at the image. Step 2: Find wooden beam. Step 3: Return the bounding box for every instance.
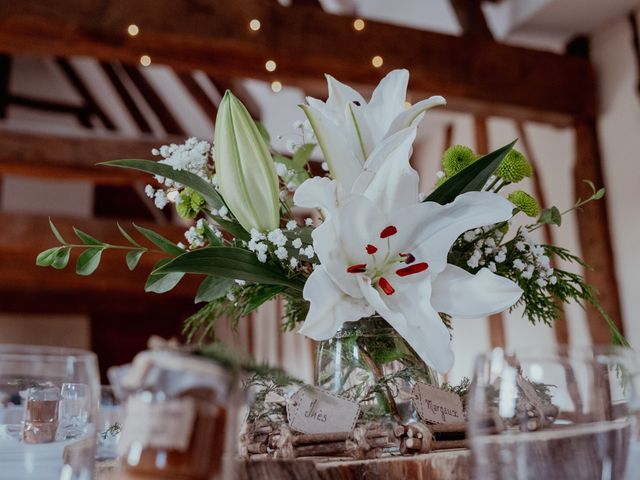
[0,213,200,314]
[8,94,92,127]
[55,57,116,130]
[0,130,180,184]
[0,54,11,118]
[100,62,153,133]
[573,118,624,343]
[178,72,218,125]
[450,0,493,39]
[516,122,569,345]
[0,0,596,125]
[121,64,184,135]
[474,115,506,348]
[209,76,262,120]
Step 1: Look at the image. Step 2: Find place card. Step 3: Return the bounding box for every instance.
[412,382,464,424]
[286,386,360,434]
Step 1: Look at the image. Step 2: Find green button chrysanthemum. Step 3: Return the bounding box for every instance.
[495,149,533,183]
[176,188,204,219]
[442,144,477,177]
[508,190,540,217]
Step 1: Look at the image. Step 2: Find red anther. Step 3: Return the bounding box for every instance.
[396,262,429,277]
[380,226,398,238]
[378,277,395,295]
[346,263,367,274]
[366,244,378,254]
[399,253,416,264]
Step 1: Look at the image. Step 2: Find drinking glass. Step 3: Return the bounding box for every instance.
[468,346,640,480]
[96,386,122,460]
[0,344,100,480]
[58,383,91,440]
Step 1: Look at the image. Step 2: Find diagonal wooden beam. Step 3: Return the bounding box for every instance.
[121,63,184,135]
[0,54,11,118]
[178,72,218,125]
[209,76,262,120]
[100,61,152,133]
[55,57,116,130]
[0,0,595,125]
[8,94,92,127]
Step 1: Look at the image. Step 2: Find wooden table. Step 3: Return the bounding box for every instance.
[97,449,471,479]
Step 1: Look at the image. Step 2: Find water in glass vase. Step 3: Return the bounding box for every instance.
[315,316,439,424]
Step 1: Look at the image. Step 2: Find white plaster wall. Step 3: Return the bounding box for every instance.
[591,11,640,350]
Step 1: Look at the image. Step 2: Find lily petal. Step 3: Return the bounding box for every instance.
[394,191,514,273]
[359,128,420,213]
[294,176,343,214]
[301,104,362,189]
[325,74,367,115]
[386,95,446,138]
[431,265,522,318]
[300,267,374,340]
[366,69,409,140]
[357,275,454,374]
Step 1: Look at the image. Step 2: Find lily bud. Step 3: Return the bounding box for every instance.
[214,91,280,232]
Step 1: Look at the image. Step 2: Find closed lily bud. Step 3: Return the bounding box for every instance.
[214,91,280,232]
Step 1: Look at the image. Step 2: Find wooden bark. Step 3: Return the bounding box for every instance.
[573,118,624,342]
[0,0,595,125]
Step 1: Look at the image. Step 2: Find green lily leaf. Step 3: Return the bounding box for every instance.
[76,247,103,276]
[292,143,316,169]
[255,121,271,144]
[155,247,304,290]
[36,247,61,267]
[195,276,235,303]
[134,224,184,255]
[201,223,223,246]
[425,141,516,205]
[213,217,250,241]
[51,247,71,270]
[101,159,223,210]
[145,258,185,293]
[125,250,145,271]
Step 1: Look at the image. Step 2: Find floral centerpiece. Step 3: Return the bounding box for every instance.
[38,70,624,422]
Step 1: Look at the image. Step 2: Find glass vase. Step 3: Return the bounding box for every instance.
[315,316,439,424]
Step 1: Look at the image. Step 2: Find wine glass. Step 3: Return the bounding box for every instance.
[468,346,640,480]
[0,344,100,480]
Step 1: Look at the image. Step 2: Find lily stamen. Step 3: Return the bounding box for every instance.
[380,225,398,238]
[346,263,367,273]
[378,277,395,295]
[396,262,429,277]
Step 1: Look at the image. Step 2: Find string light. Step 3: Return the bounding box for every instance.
[371,55,383,68]
[127,24,139,36]
[139,55,151,67]
[265,60,277,72]
[353,19,365,31]
[249,19,261,31]
[271,81,282,93]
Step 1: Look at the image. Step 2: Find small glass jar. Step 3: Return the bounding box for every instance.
[117,353,240,480]
[315,316,439,423]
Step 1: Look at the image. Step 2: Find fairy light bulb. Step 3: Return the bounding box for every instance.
[249,19,261,31]
[265,60,277,72]
[127,24,140,36]
[271,81,282,93]
[139,55,151,67]
[371,55,383,68]
[353,19,365,31]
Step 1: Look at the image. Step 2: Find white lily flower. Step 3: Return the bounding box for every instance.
[214,91,280,232]
[294,140,522,374]
[301,69,446,188]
